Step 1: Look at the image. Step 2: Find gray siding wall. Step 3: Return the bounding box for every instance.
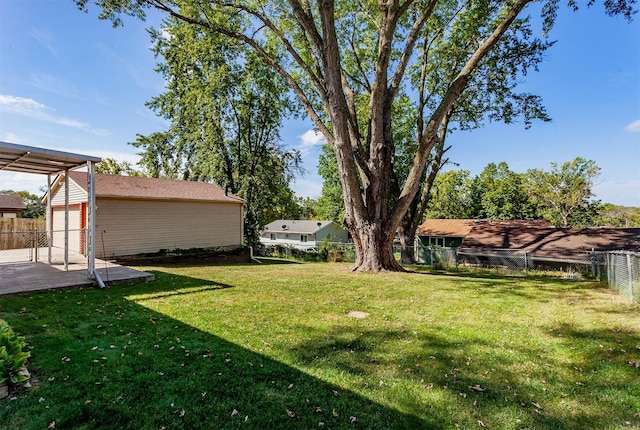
[95,198,243,258]
[316,223,349,243]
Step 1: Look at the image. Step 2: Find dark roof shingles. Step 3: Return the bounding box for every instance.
[0,194,26,210]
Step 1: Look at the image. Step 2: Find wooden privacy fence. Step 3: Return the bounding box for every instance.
[0,218,46,250]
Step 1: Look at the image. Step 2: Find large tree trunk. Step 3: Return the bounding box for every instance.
[323,0,531,272]
[348,216,403,272]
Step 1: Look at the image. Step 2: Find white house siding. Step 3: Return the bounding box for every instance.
[50,179,87,205]
[94,198,243,258]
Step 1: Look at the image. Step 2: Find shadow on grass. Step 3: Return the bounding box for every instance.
[254,257,303,265]
[0,272,426,430]
[288,322,640,429]
[408,267,615,303]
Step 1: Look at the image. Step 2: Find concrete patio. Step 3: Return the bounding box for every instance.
[0,248,154,296]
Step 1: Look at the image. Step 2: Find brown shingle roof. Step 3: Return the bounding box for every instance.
[459,225,640,258]
[0,194,26,210]
[416,219,477,237]
[68,172,244,204]
[416,219,551,237]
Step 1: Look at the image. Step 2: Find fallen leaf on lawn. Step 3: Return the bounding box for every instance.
[333,390,339,396]
[286,409,296,418]
[48,422,55,429]
[318,423,325,427]
[470,385,484,392]
[532,402,543,410]
[287,383,294,389]
[180,409,185,417]
[315,407,322,413]
[459,393,467,398]
[231,409,239,417]
[478,420,486,427]
[350,416,357,424]
[333,409,339,417]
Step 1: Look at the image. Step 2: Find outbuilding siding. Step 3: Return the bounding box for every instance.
[50,180,87,205]
[94,198,243,258]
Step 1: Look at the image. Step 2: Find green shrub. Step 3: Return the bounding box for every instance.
[0,320,31,387]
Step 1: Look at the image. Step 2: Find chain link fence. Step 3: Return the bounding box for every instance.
[605,251,639,303]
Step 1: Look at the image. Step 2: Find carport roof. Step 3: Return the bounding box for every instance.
[0,141,101,175]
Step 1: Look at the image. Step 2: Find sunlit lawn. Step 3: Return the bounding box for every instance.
[1,259,639,429]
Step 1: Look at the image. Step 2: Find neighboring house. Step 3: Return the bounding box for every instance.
[0,194,25,218]
[44,172,245,259]
[260,220,349,250]
[414,219,552,264]
[415,219,477,249]
[458,224,640,265]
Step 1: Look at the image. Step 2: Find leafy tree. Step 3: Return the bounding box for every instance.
[424,169,474,219]
[525,157,601,227]
[0,190,45,219]
[315,144,345,224]
[469,162,540,220]
[296,197,319,220]
[130,18,301,245]
[78,0,636,271]
[600,204,640,228]
[95,157,143,176]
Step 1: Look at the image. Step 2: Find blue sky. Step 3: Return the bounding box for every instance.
[1,0,638,206]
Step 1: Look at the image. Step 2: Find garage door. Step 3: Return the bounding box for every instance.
[52,206,83,253]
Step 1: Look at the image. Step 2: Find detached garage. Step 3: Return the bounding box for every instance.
[46,172,245,259]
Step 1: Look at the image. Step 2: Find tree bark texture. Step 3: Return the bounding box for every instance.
[106,0,534,271]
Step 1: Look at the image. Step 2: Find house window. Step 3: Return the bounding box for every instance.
[429,237,445,247]
[301,235,308,243]
[285,234,290,239]
[270,233,275,240]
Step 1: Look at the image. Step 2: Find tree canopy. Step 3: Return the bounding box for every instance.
[423,157,605,228]
[77,0,637,271]
[130,17,302,244]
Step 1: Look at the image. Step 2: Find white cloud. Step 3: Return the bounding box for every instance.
[0,95,109,136]
[2,133,24,144]
[291,176,323,199]
[296,129,326,157]
[0,171,48,195]
[624,119,640,133]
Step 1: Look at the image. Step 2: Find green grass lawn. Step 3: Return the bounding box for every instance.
[1,259,639,429]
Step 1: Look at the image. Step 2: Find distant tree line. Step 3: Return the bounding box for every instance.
[312,157,640,229]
